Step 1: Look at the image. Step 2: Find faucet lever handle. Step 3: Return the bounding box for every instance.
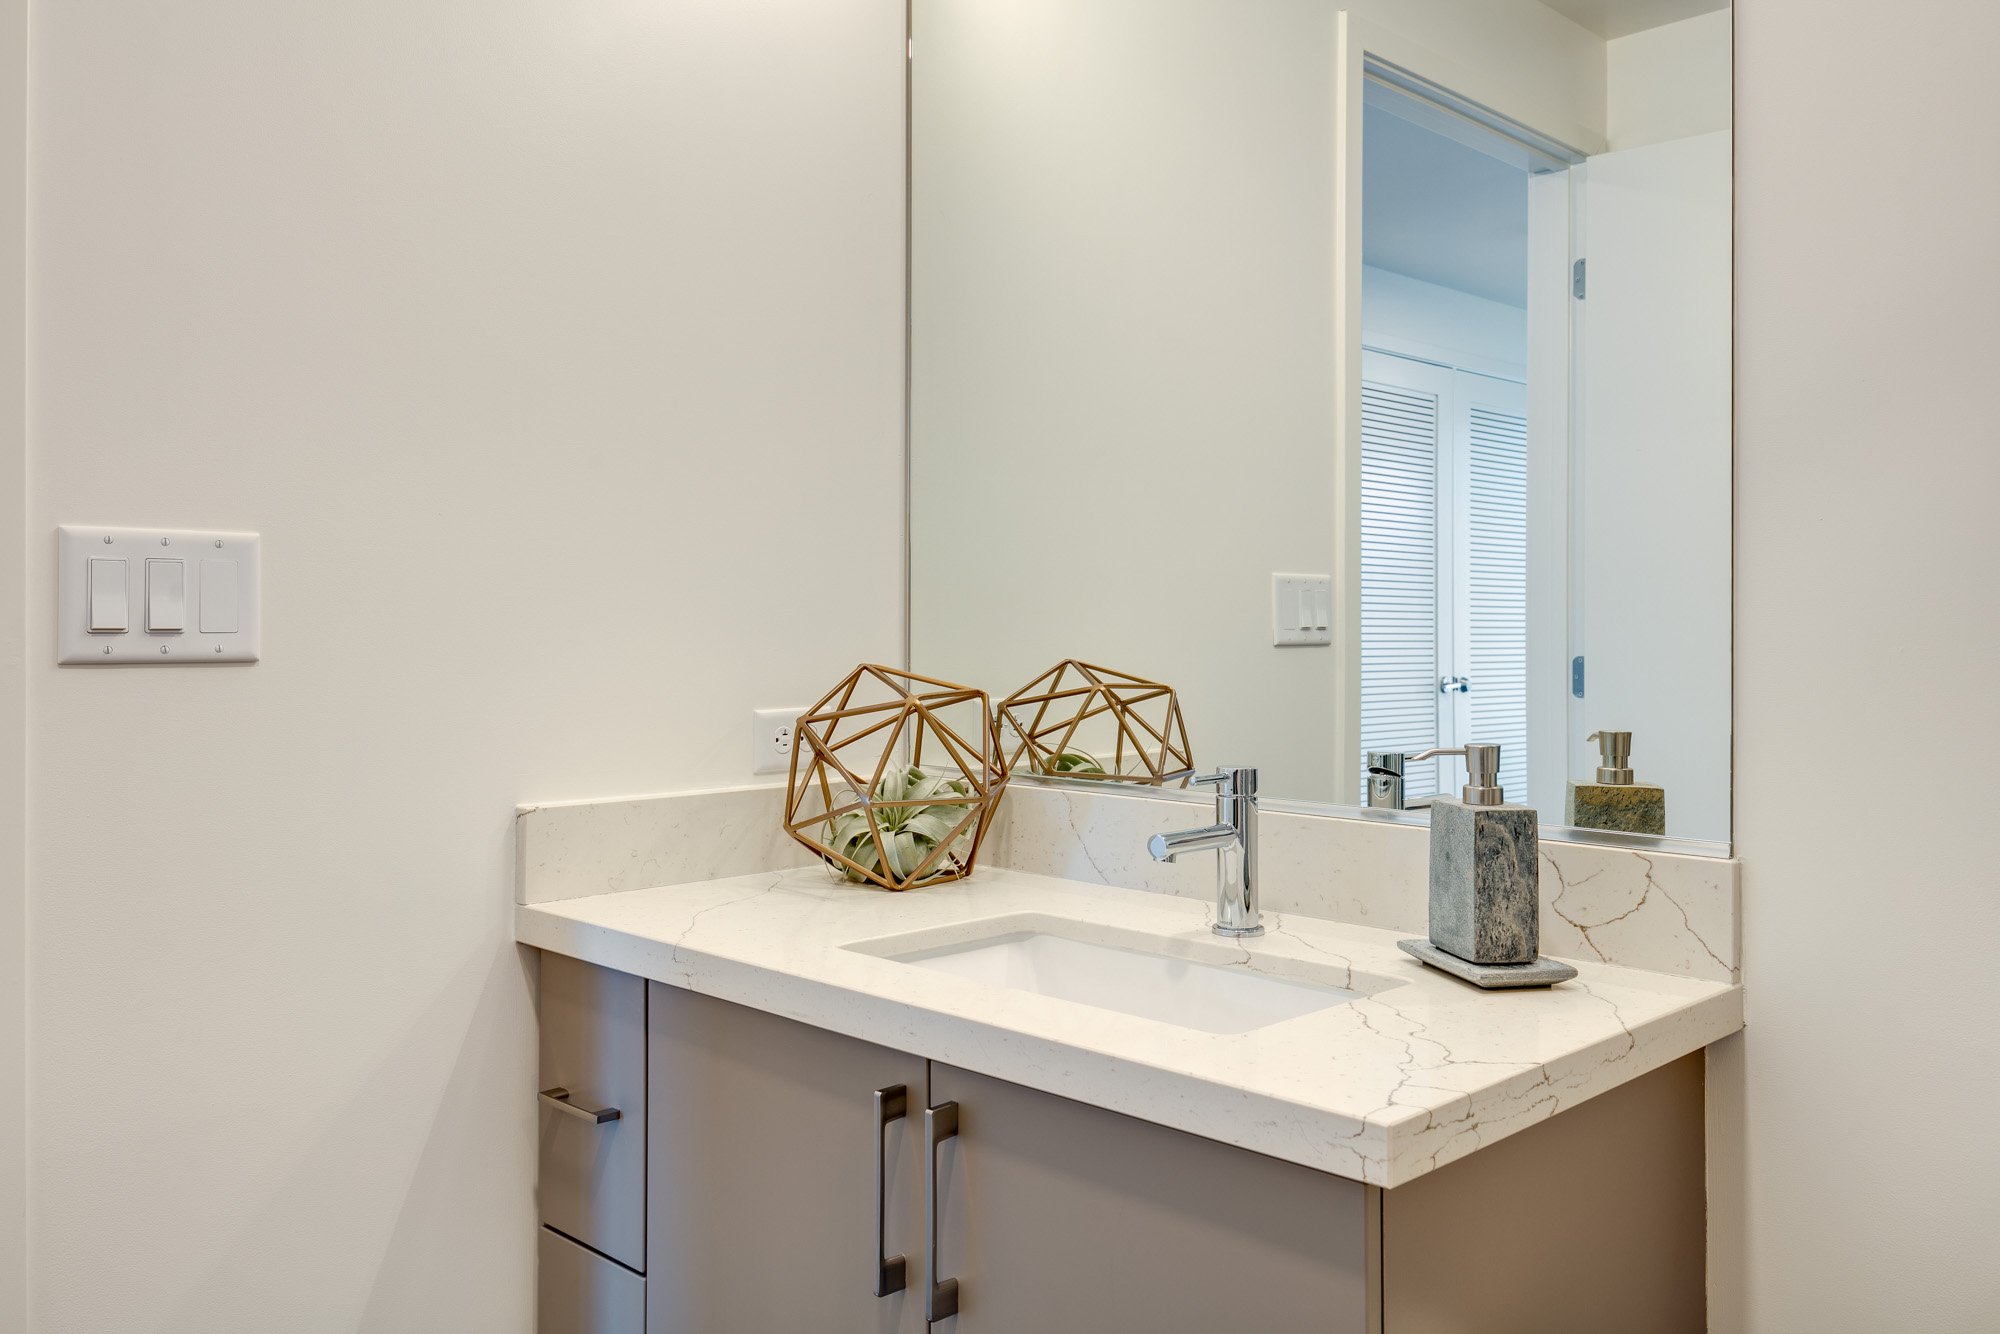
[1189,766,1257,797]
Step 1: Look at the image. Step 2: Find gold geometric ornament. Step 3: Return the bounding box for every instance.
[996,660,1194,786]
[785,664,1009,892]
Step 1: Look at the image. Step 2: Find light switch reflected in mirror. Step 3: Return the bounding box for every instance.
[907,0,1733,850]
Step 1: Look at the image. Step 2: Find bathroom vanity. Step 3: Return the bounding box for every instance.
[526,0,1744,1321]
[523,831,1736,1334]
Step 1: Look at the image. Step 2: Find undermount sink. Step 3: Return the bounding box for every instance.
[850,915,1370,1035]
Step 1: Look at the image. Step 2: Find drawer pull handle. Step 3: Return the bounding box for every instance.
[874,1085,909,1297]
[925,1101,960,1323]
[539,1087,620,1125]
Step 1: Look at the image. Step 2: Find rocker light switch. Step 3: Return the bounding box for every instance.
[87,558,128,633]
[147,559,185,633]
[58,527,260,664]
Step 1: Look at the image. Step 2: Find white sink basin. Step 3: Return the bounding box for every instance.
[862,918,1366,1035]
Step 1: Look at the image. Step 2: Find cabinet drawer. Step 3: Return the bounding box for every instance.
[539,953,647,1272]
[539,1226,644,1334]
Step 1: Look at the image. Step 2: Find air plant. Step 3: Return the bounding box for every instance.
[1042,748,1107,776]
[826,764,977,884]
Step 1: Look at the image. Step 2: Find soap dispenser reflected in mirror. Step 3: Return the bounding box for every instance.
[1568,731,1667,835]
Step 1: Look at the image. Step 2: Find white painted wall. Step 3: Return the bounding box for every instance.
[0,2,20,1329]
[1606,8,1732,151]
[910,0,1344,801]
[1362,266,1526,378]
[1722,0,2000,1326]
[23,0,904,1328]
[1346,0,1607,152]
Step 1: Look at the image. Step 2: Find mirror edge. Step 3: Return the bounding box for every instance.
[1003,771,1732,860]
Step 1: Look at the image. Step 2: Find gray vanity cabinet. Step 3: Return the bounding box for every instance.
[538,954,1704,1334]
[539,1226,645,1334]
[645,981,930,1334]
[538,954,648,1276]
[927,1062,1371,1333]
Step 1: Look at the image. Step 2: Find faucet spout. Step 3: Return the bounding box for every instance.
[1145,767,1262,937]
[1147,824,1235,863]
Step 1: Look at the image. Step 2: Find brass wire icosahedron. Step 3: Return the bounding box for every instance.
[997,660,1194,786]
[784,664,1008,892]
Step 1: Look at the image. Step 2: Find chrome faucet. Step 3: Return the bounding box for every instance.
[1366,750,1410,809]
[1146,767,1262,937]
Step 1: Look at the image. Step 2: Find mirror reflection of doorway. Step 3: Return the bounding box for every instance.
[1360,353,1528,803]
[1358,92,1538,804]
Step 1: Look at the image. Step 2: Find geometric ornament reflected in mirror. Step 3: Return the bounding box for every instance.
[784,664,1008,892]
[997,660,1194,787]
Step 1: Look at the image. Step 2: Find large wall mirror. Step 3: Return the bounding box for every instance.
[909,0,1733,851]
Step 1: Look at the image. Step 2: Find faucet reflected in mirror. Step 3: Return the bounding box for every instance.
[1367,751,1421,810]
[1369,744,1504,810]
[1147,767,1262,937]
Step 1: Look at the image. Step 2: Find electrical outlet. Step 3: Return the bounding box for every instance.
[753,708,806,774]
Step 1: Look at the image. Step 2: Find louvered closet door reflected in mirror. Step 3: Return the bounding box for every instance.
[1359,349,1528,803]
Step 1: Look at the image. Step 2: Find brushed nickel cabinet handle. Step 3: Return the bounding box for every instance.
[874,1085,909,1297]
[925,1101,960,1323]
[539,1087,620,1125]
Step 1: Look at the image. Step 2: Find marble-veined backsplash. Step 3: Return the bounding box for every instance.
[987,782,1739,984]
[516,784,814,905]
[515,779,1738,984]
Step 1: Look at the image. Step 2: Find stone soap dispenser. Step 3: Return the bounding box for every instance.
[1397,744,1577,989]
[1566,731,1666,834]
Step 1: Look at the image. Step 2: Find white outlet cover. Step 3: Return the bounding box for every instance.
[58,525,261,665]
[1271,573,1333,647]
[753,707,806,774]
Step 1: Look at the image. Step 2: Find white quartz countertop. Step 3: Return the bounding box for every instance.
[516,866,1741,1188]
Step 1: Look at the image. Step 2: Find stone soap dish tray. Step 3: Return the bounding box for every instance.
[1398,939,1578,989]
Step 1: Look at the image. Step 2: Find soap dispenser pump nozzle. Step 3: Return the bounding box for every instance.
[1408,743,1505,806]
[1587,731,1634,785]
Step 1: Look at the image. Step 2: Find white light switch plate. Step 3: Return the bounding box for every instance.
[753,707,805,774]
[58,526,261,664]
[1272,573,1333,646]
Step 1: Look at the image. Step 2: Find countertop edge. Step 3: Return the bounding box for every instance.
[516,895,1741,1188]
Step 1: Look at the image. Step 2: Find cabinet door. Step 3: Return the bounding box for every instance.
[1381,1050,1706,1334]
[539,954,647,1272]
[647,982,929,1334]
[929,1063,1370,1333]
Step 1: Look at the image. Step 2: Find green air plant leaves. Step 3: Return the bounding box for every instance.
[1047,749,1106,775]
[826,765,976,884]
